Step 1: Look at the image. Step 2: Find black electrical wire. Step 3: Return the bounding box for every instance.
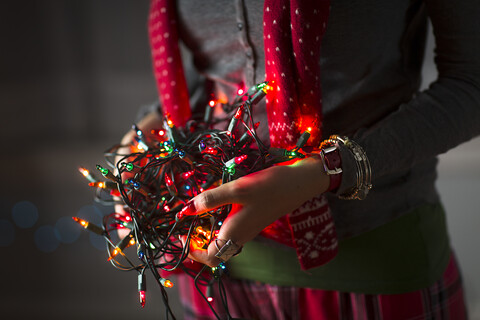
[77,81,312,319]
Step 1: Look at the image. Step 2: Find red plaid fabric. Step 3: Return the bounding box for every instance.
[177,253,467,320]
[148,0,338,269]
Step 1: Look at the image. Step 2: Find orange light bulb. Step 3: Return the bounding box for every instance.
[159,278,174,288]
[73,217,89,229]
[79,167,89,177]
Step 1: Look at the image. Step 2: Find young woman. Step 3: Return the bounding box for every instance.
[120,0,479,318]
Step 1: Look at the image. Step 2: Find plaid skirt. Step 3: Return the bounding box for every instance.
[177,253,467,320]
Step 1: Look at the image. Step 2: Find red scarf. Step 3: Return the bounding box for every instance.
[149,0,337,270]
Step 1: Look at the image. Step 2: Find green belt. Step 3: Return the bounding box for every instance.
[227,203,451,294]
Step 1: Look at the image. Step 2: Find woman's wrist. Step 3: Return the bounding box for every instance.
[289,156,331,198]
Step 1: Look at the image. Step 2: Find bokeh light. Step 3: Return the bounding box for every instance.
[34,225,60,253]
[89,233,106,251]
[12,201,39,228]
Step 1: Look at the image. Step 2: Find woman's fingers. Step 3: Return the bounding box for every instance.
[179,235,222,267]
[182,181,239,216]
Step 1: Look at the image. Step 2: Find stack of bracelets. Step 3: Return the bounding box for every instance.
[74,80,371,319]
[319,135,372,199]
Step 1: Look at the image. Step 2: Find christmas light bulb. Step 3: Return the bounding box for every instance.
[160,278,174,288]
[209,100,216,107]
[73,216,88,228]
[234,154,248,165]
[206,285,214,302]
[91,181,105,188]
[234,107,243,119]
[108,232,134,261]
[134,137,149,151]
[296,130,312,149]
[139,291,146,308]
[121,162,134,171]
[132,124,144,137]
[163,141,173,153]
[237,88,244,95]
[256,81,268,91]
[225,155,247,174]
[96,165,108,176]
[137,244,145,260]
[79,167,89,177]
[196,226,211,240]
[182,171,194,179]
[96,165,116,182]
[138,272,146,308]
[78,167,97,183]
[88,181,116,190]
[72,217,104,235]
[108,247,122,261]
[262,84,273,93]
[165,174,173,186]
[203,147,218,155]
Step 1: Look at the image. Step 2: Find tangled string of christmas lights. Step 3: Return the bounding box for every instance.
[75,81,314,319]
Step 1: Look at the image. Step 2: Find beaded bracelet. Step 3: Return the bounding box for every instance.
[320,135,372,200]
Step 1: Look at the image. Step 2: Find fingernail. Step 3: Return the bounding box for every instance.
[176,201,196,219]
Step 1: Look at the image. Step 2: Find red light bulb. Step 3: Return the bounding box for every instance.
[234,155,248,165]
[139,290,146,308]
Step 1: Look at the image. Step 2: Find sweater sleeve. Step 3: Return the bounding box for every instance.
[353,0,480,184]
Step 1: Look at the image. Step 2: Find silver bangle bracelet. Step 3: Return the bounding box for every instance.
[326,135,372,200]
[214,239,242,262]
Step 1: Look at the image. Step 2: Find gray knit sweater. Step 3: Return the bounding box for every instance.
[174,0,480,239]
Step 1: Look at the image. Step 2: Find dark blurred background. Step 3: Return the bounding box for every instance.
[0,1,479,319]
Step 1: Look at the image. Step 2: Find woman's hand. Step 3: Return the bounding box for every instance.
[182,155,330,267]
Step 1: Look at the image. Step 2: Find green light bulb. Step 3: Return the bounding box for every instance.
[122,163,134,171]
[257,82,267,90]
[96,165,109,176]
